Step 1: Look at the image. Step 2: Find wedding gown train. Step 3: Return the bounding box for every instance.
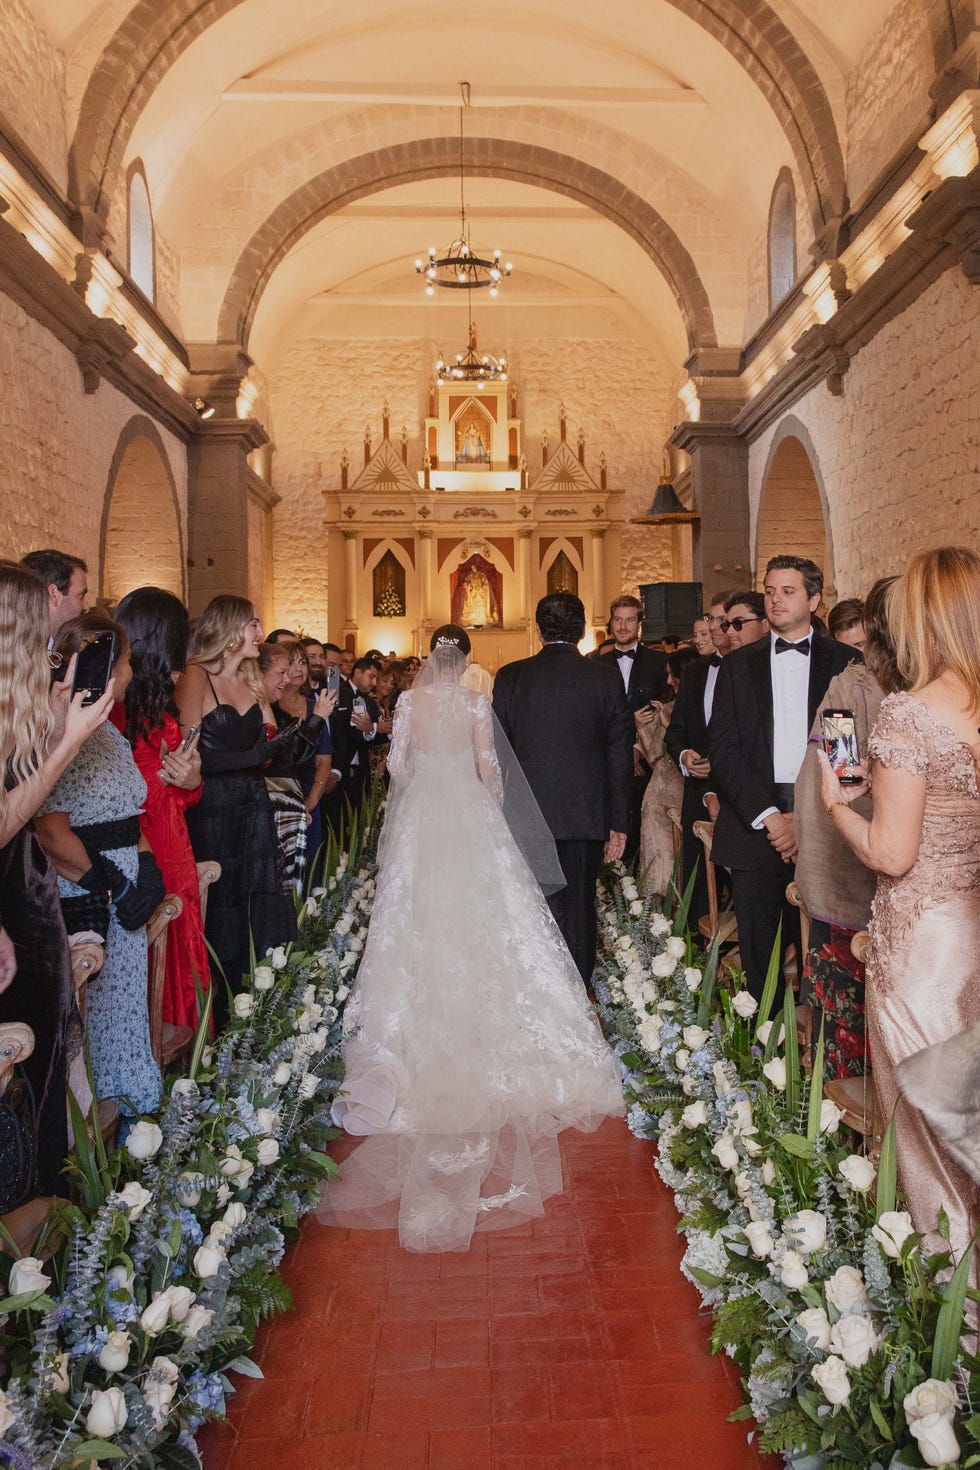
[317,647,624,1252]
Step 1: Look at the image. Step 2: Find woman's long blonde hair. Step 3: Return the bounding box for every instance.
[188,595,255,669]
[889,547,980,711]
[0,561,56,820]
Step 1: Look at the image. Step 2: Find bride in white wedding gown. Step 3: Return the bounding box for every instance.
[317,627,624,1252]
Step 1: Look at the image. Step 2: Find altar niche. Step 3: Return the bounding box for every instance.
[454,401,493,469]
[451,553,503,629]
[372,548,406,618]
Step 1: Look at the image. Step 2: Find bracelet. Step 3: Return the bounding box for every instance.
[825,799,849,819]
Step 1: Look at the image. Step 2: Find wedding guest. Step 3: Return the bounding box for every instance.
[722,591,769,649]
[692,617,714,656]
[322,643,353,837]
[36,613,165,1122]
[20,549,90,636]
[347,657,386,809]
[111,587,210,1031]
[339,649,356,679]
[636,647,698,895]
[828,598,866,653]
[794,578,900,1078]
[599,595,669,862]
[706,592,736,657]
[253,643,308,896]
[0,562,114,1192]
[175,596,296,1017]
[263,643,337,885]
[819,546,980,1267]
[266,628,297,644]
[299,637,326,690]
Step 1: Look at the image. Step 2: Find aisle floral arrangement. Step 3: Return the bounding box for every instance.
[0,832,375,1468]
[594,867,980,1470]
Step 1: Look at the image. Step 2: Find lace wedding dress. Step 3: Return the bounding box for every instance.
[317,646,624,1252]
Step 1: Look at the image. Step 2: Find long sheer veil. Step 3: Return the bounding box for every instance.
[379,643,566,895]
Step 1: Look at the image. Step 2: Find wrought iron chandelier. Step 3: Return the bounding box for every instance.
[415,82,512,297]
[435,315,507,387]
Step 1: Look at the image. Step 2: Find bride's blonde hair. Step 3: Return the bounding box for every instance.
[189,595,255,669]
[889,546,980,712]
[0,561,56,823]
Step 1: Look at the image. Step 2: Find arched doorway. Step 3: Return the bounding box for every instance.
[756,429,832,597]
[101,419,184,604]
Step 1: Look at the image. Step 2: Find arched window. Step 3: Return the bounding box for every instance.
[127,162,155,302]
[767,168,797,310]
[547,550,578,597]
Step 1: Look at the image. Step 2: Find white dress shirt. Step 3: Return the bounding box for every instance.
[751,630,811,827]
[615,643,638,693]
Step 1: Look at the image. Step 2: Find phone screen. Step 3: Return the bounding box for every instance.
[70,631,116,707]
[821,709,860,783]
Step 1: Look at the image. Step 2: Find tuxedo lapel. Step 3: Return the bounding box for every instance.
[808,637,832,729]
[747,641,775,768]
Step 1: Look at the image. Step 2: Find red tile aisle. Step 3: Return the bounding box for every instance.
[198,1119,780,1469]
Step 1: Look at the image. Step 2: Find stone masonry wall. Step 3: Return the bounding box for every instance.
[269,335,677,635]
[748,266,980,599]
[0,292,188,592]
[844,0,935,205]
[0,0,68,189]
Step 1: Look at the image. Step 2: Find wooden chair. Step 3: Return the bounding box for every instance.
[821,928,878,1144]
[67,938,119,1150]
[69,937,104,989]
[146,894,194,1071]
[786,881,814,1070]
[691,820,738,948]
[195,860,221,926]
[851,929,871,964]
[666,806,683,866]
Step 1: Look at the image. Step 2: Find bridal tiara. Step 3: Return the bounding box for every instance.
[435,636,463,648]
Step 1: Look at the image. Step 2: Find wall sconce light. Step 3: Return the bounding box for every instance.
[194,397,215,420]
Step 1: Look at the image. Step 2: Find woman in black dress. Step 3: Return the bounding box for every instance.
[174,596,295,1021]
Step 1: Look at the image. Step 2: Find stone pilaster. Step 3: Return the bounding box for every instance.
[668,421,750,601]
[187,417,268,614]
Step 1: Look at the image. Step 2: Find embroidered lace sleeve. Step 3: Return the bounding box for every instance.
[867,692,931,776]
[385,696,411,785]
[472,694,504,804]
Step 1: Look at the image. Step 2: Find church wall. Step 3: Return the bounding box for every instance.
[0,0,68,189]
[0,292,189,591]
[843,0,935,206]
[268,334,677,637]
[747,266,980,599]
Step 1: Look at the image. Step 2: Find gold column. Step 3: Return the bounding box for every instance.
[418,528,433,628]
[591,527,606,624]
[342,529,358,635]
[517,528,533,626]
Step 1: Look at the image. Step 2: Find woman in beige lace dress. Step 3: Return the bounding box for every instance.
[818,547,980,1268]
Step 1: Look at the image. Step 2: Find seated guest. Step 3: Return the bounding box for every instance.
[174,597,296,1017]
[636,647,698,896]
[20,548,90,637]
[794,579,900,1077]
[111,587,210,1031]
[828,597,866,653]
[722,590,769,649]
[0,562,114,1193]
[36,613,165,1123]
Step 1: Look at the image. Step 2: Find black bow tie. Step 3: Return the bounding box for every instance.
[709,654,722,667]
[774,637,810,656]
[616,648,637,660]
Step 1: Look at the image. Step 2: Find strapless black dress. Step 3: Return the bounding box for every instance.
[185,702,296,1017]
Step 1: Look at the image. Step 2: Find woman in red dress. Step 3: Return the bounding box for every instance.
[111,587,210,1028]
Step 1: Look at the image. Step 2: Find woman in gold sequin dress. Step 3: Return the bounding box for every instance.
[818,547,980,1269]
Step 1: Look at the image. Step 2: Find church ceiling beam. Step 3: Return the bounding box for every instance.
[220,80,708,108]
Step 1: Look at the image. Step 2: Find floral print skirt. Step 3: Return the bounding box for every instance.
[801,918,869,1081]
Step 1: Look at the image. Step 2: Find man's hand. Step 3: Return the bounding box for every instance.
[377,716,393,737]
[681,748,711,779]
[351,709,372,734]
[0,927,16,994]
[604,830,627,862]
[764,811,798,863]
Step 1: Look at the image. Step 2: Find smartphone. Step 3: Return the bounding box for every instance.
[70,630,116,706]
[325,666,341,697]
[179,725,199,753]
[821,709,861,784]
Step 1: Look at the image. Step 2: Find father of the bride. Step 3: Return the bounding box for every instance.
[493,591,634,984]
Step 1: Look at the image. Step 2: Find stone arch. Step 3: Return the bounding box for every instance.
[756,417,834,598]
[218,138,717,352]
[67,0,847,246]
[100,416,185,603]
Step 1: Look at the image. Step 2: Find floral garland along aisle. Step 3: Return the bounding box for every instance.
[595,866,980,1470]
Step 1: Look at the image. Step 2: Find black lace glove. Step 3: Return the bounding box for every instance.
[113,849,166,931]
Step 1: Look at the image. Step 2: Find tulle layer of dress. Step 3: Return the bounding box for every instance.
[317,676,624,1253]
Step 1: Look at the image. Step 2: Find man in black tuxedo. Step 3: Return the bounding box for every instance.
[708,557,860,1003]
[599,594,670,863]
[346,656,391,810]
[493,592,634,984]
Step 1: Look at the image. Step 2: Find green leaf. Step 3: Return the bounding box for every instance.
[697,927,723,1030]
[755,919,783,1034]
[672,862,698,939]
[931,1227,977,1380]
[224,1354,264,1379]
[189,973,215,1081]
[71,1441,126,1461]
[875,1115,898,1218]
[305,1150,340,1178]
[776,1133,815,1160]
[806,1018,826,1144]
[0,1289,56,1313]
[869,1397,893,1441]
[728,1404,754,1422]
[687,1267,723,1289]
[783,982,800,1116]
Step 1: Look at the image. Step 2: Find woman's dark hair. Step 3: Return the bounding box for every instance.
[863,576,902,694]
[536,592,586,644]
[113,587,190,743]
[53,612,129,675]
[429,624,471,655]
[666,645,700,685]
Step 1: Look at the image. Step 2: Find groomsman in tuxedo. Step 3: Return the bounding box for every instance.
[321,642,353,832]
[708,557,859,1003]
[346,657,391,810]
[599,595,669,862]
[493,592,634,984]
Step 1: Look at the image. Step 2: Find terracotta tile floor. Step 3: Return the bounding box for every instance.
[198,1119,779,1469]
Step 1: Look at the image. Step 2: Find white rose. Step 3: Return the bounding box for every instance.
[0,1392,16,1438]
[904,1379,959,1426]
[839,1154,876,1192]
[255,1108,280,1136]
[108,1265,134,1294]
[825,1265,870,1315]
[761,1158,776,1186]
[872,1210,916,1260]
[812,1356,851,1406]
[233,992,254,1019]
[98,1330,132,1373]
[910,1412,961,1467]
[116,1181,153,1221]
[650,952,677,977]
[819,1098,844,1134]
[711,1134,739,1171]
[629,900,643,916]
[193,1241,226,1279]
[207,1220,233,1243]
[273,1061,292,1086]
[796,1307,832,1351]
[222,1202,247,1229]
[125,1120,163,1160]
[269,946,288,969]
[171,1078,197,1097]
[731,991,758,1018]
[762,1057,786,1091]
[335,984,350,1002]
[683,1025,710,1051]
[47,1351,70,1393]
[756,1020,774,1045]
[215,1183,231,1207]
[165,1286,195,1323]
[712,1060,733,1095]
[220,1145,246,1177]
[298,1072,319,1099]
[674,1048,690,1073]
[680,1074,698,1096]
[143,1355,179,1429]
[621,880,638,901]
[650,913,671,935]
[180,1304,215,1341]
[253,966,275,991]
[347,935,363,953]
[666,936,686,960]
[201,1044,214,1066]
[829,1311,879,1368]
[778,1249,809,1289]
[335,915,352,936]
[256,1138,280,1166]
[176,1171,204,1207]
[304,897,320,918]
[86,1386,128,1437]
[743,1221,774,1258]
[139,1292,172,1335]
[8,1256,50,1296]
[684,967,702,992]
[731,1099,754,1136]
[785,1209,827,1254]
[680,1101,708,1130]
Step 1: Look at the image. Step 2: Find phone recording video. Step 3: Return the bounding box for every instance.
[821,709,861,784]
[70,630,116,707]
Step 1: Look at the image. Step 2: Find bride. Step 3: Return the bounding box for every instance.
[318,625,624,1252]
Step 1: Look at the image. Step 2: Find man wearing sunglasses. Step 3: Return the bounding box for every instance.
[721,591,769,649]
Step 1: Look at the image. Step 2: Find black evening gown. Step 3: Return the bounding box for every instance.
[185,701,296,1019]
[0,827,72,1197]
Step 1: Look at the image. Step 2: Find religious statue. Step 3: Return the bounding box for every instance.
[460,565,492,626]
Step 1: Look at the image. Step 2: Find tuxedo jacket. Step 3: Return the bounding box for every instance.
[599,644,669,712]
[347,688,383,766]
[708,635,860,871]
[328,677,354,772]
[665,653,716,827]
[492,643,634,841]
